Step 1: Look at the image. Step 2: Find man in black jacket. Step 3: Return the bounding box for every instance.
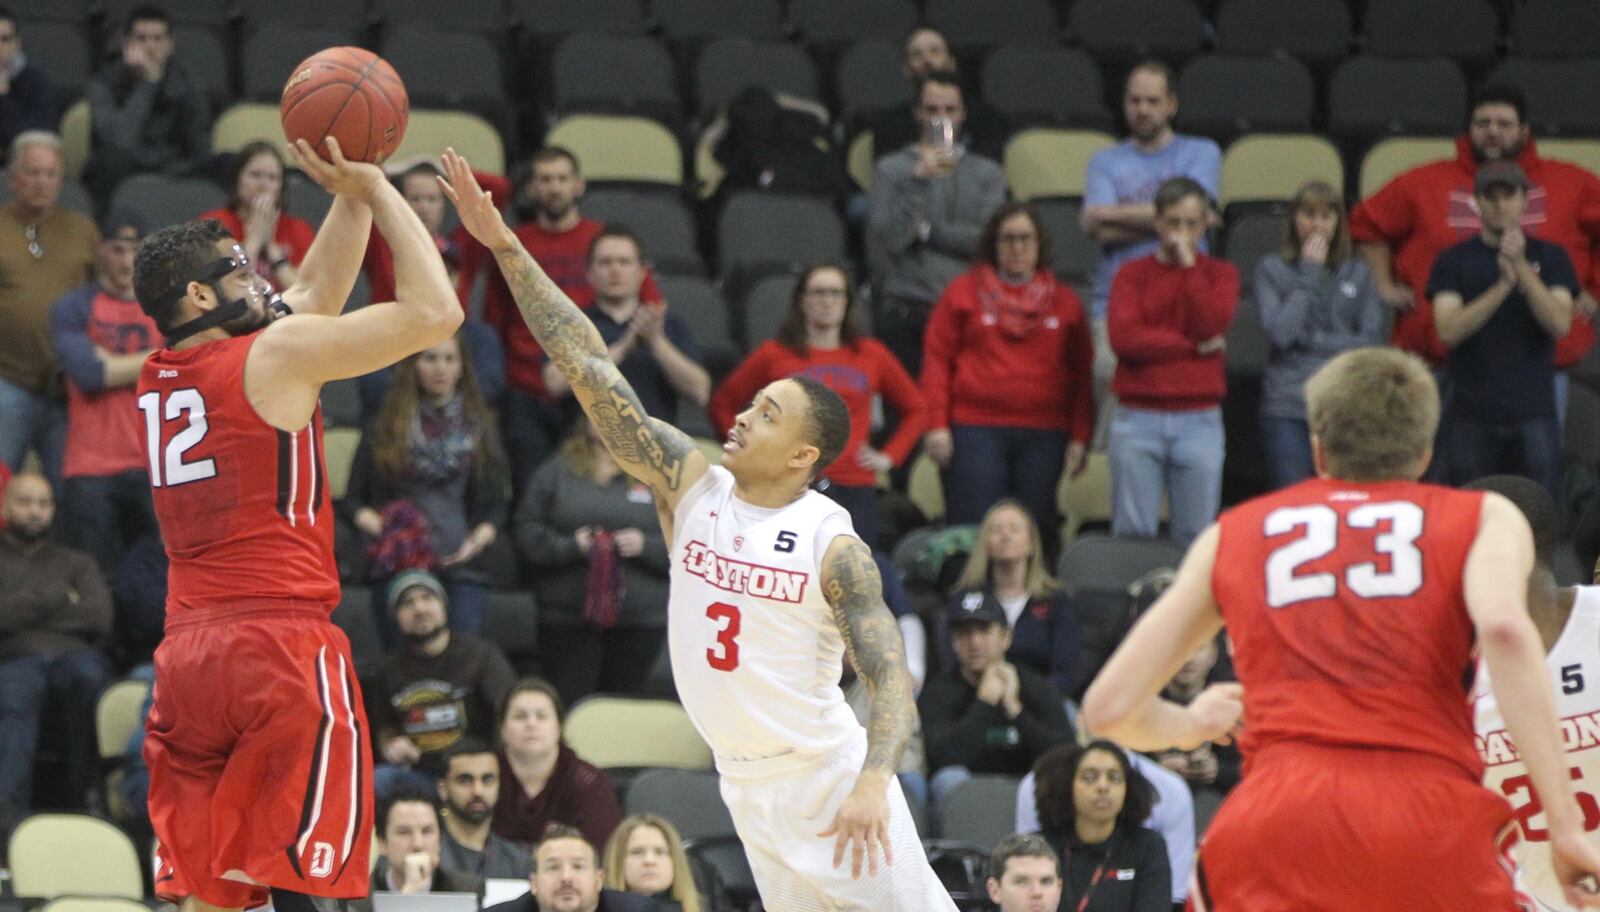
[919,596,1073,808]
[356,787,487,912]
[485,825,659,912]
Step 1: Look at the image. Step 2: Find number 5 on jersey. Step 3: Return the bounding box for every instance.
[139,389,218,487]
[1264,502,1424,608]
[706,602,741,671]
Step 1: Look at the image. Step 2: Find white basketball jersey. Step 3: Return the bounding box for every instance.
[669,467,862,774]
[1475,586,1600,911]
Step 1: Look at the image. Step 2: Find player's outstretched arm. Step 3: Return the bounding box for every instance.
[277,137,374,317]
[1082,525,1238,751]
[818,535,915,878]
[438,150,708,510]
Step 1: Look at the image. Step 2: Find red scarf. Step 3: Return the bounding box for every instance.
[584,528,626,631]
[973,264,1057,339]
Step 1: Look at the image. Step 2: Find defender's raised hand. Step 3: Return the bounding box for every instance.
[437,148,514,250]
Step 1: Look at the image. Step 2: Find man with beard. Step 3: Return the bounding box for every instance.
[864,27,1009,163]
[1351,83,1600,374]
[435,738,530,879]
[0,470,112,822]
[486,826,657,912]
[370,570,516,799]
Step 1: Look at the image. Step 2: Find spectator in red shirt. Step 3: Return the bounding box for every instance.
[922,202,1095,554]
[1107,177,1238,545]
[196,140,313,292]
[711,264,925,549]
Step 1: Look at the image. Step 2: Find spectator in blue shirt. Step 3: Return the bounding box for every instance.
[1429,161,1577,493]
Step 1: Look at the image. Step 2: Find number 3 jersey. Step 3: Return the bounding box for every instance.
[1211,477,1486,777]
[669,465,862,775]
[139,332,340,619]
[1475,586,1600,912]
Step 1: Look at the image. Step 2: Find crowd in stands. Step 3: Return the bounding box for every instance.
[5,1,1600,910]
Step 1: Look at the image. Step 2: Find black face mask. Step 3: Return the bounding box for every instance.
[157,244,291,345]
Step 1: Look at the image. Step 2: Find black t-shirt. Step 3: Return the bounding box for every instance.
[369,633,517,776]
[1426,234,1577,422]
[542,303,701,423]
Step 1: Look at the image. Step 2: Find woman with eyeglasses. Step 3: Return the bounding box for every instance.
[709,263,925,549]
[197,140,313,291]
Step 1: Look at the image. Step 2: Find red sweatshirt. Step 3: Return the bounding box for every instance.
[1349,135,1600,366]
[920,269,1096,441]
[711,339,927,487]
[362,171,508,308]
[1107,253,1239,411]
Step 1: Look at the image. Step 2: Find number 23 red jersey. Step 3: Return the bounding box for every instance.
[1211,477,1487,778]
[138,333,340,620]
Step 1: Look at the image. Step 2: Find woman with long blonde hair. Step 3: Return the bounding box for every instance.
[602,814,703,912]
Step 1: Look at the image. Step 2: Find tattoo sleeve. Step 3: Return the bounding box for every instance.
[492,245,697,494]
[824,537,916,773]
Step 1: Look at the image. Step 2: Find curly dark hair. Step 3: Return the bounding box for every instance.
[1033,740,1153,836]
[790,375,849,480]
[133,219,233,334]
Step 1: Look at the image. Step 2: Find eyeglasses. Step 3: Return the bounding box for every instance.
[803,288,848,299]
[24,223,41,260]
[998,232,1038,244]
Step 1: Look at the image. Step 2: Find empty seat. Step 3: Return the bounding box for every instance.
[565,697,713,769]
[240,24,360,100]
[789,0,918,48]
[8,814,143,899]
[381,25,507,110]
[1004,129,1116,201]
[981,46,1107,129]
[846,131,875,190]
[38,898,152,912]
[1363,0,1500,70]
[652,0,783,44]
[59,98,90,179]
[1223,208,1290,292]
[373,0,506,33]
[1057,532,1185,595]
[543,115,683,186]
[683,836,760,910]
[1565,382,1600,465]
[1057,451,1112,543]
[581,189,703,276]
[237,0,369,35]
[924,0,1060,53]
[1512,0,1600,60]
[695,38,819,118]
[1487,58,1600,136]
[655,274,737,355]
[1327,56,1467,141]
[1538,138,1600,178]
[937,776,1022,848]
[1030,197,1099,284]
[172,24,233,110]
[1068,0,1205,63]
[213,103,290,157]
[1214,0,1353,66]
[95,679,148,761]
[1359,136,1456,198]
[624,769,736,840]
[21,22,92,102]
[835,40,912,122]
[1228,287,1272,376]
[99,0,233,28]
[1176,54,1315,140]
[109,175,226,231]
[392,109,505,174]
[14,0,92,23]
[741,273,799,349]
[716,192,846,277]
[484,590,538,669]
[285,169,334,228]
[1219,134,1344,212]
[550,33,680,122]
[515,0,646,39]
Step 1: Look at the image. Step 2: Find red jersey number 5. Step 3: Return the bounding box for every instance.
[706,602,741,671]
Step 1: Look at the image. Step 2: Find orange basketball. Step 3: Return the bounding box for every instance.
[280,47,408,165]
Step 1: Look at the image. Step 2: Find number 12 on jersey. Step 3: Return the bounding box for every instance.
[1264,501,1425,608]
[138,389,217,487]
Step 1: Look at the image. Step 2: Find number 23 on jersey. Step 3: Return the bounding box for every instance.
[1264,501,1425,608]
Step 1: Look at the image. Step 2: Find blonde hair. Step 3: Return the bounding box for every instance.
[601,815,701,912]
[1281,180,1352,266]
[1304,347,1439,481]
[956,498,1063,598]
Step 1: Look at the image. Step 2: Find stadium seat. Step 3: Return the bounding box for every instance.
[981,46,1108,130]
[391,109,505,174]
[716,192,846,279]
[835,40,912,123]
[1004,129,1116,201]
[1226,291,1272,377]
[1219,134,1344,213]
[8,814,143,899]
[695,38,820,118]
[108,175,226,231]
[846,131,875,191]
[1057,451,1113,545]
[100,0,233,28]
[1327,56,1468,142]
[373,0,506,33]
[1358,136,1456,199]
[789,0,918,49]
[581,190,703,276]
[924,0,1060,54]
[652,0,784,44]
[1487,58,1600,136]
[1511,0,1600,59]
[1058,532,1185,595]
[1538,139,1600,177]
[322,425,358,496]
[58,99,90,180]
[1213,0,1353,66]
[625,769,735,840]
[213,103,286,157]
[240,24,362,101]
[321,375,363,426]
[284,169,334,229]
[331,586,382,677]
[1223,208,1289,293]
[693,95,832,200]
[382,25,507,113]
[37,898,151,912]
[14,0,92,23]
[1030,197,1099,284]
[741,273,800,350]
[655,274,737,356]
[515,0,646,39]
[1068,0,1205,64]
[237,0,369,36]
[484,590,539,673]
[936,776,1021,847]
[172,24,233,111]
[22,22,92,103]
[544,115,682,186]
[565,697,713,770]
[908,452,945,521]
[1362,0,1501,71]
[1566,382,1600,467]
[683,836,760,910]
[95,680,148,764]
[550,33,681,122]
[1175,54,1315,141]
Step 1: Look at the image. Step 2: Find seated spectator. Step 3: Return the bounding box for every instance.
[865,27,1009,163]
[942,499,1079,696]
[1107,177,1239,545]
[197,140,313,292]
[869,70,1007,377]
[1256,181,1386,489]
[514,417,670,705]
[1033,741,1170,912]
[437,737,533,880]
[0,131,96,488]
[1431,162,1576,494]
[486,825,657,912]
[0,472,113,818]
[84,5,210,200]
[919,595,1073,807]
[542,227,708,429]
[492,678,622,851]
[985,833,1063,912]
[1148,637,1240,829]
[0,9,58,150]
[370,570,516,798]
[344,333,510,644]
[602,814,705,912]
[359,786,486,911]
[710,263,925,548]
[50,210,161,577]
[922,203,1093,551]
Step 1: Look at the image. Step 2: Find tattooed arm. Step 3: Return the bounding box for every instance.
[438,151,708,523]
[817,534,915,878]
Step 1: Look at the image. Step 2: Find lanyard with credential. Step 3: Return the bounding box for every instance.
[1066,833,1119,912]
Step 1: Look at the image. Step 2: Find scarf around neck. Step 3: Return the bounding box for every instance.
[973,264,1058,339]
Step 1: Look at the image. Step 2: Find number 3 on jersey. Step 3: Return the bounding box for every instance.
[706,602,741,671]
[1264,501,1424,608]
[138,389,217,487]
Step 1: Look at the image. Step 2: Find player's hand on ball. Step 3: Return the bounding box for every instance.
[1179,681,1244,749]
[438,149,512,249]
[288,137,384,200]
[1552,828,1600,907]
[819,772,895,879]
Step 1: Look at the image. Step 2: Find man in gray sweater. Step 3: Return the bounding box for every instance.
[869,70,1007,377]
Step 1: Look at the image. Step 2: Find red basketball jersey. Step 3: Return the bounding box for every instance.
[139,333,339,620]
[1211,477,1487,778]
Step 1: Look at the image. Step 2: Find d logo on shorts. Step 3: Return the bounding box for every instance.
[309,842,334,878]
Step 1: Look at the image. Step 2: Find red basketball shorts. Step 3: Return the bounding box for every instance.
[1189,743,1518,912]
[144,606,373,909]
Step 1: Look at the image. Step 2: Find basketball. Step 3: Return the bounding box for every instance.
[279,47,408,165]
